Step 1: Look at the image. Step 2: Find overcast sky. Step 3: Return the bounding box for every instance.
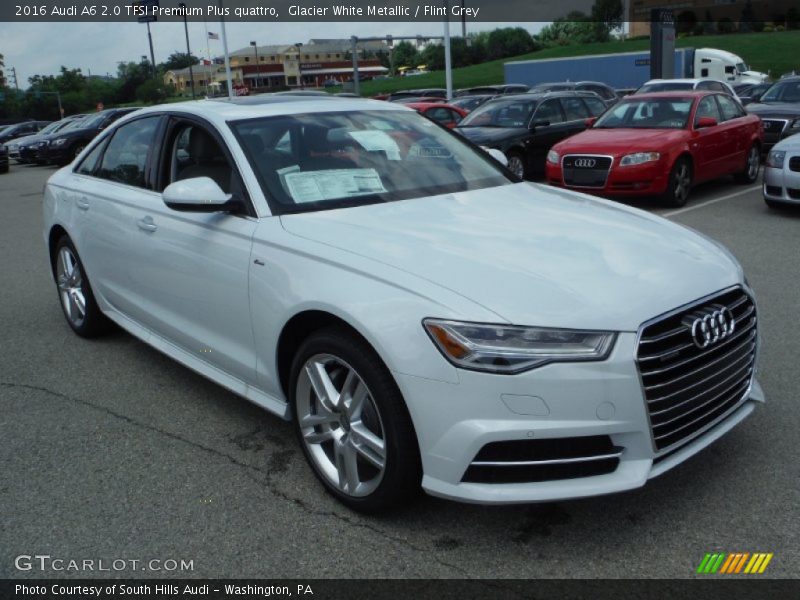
[0,21,546,87]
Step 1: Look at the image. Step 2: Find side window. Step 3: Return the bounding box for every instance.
[561,97,590,120]
[426,107,453,124]
[448,109,463,124]
[695,96,722,125]
[75,139,108,176]
[96,117,160,188]
[583,96,607,116]
[717,94,744,121]
[168,124,234,194]
[533,100,564,124]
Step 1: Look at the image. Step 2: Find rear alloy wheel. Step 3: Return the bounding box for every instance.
[506,151,527,180]
[290,327,421,512]
[53,236,109,337]
[735,144,760,184]
[662,157,692,207]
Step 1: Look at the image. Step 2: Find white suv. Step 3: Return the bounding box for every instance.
[42,96,763,511]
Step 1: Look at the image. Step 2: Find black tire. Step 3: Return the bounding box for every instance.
[661,156,692,208]
[289,325,422,513]
[735,144,760,184]
[506,150,529,180]
[72,145,85,162]
[52,235,110,338]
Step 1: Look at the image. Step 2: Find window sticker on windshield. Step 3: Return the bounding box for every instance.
[347,130,401,161]
[284,169,387,203]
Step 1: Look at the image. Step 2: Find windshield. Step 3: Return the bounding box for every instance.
[736,62,748,74]
[37,121,66,135]
[458,98,537,128]
[77,113,106,130]
[232,110,511,214]
[594,97,693,129]
[759,80,800,103]
[638,82,693,93]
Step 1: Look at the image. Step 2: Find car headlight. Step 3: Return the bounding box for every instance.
[423,319,616,374]
[766,150,786,169]
[52,138,68,147]
[546,149,560,164]
[619,152,660,167]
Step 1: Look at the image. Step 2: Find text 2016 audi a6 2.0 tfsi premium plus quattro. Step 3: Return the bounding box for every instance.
[42,96,764,512]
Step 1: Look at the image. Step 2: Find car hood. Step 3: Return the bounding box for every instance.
[555,128,687,154]
[6,133,40,146]
[280,183,741,331]
[746,102,800,118]
[455,126,526,146]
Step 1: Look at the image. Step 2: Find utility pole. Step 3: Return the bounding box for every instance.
[461,0,467,38]
[10,67,20,91]
[179,2,196,99]
[218,0,234,100]
[443,0,453,100]
[350,37,360,96]
[250,41,260,91]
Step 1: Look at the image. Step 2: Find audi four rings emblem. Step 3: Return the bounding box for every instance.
[683,305,736,349]
[573,158,597,168]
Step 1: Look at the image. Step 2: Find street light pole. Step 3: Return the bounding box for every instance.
[179,2,195,99]
[250,41,259,91]
[443,0,453,100]
[217,0,234,100]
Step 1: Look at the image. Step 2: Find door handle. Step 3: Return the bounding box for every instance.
[137,217,158,233]
[76,196,90,211]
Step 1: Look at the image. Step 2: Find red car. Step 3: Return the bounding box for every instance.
[545,91,762,206]
[406,102,468,129]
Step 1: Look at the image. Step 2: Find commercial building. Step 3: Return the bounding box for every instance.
[165,39,389,95]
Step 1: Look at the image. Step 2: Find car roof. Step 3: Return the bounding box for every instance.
[127,96,410,126]
[623,90,709,99]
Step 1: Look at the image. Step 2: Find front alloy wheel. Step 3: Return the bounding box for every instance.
[664,158,692,207]
[506,151,526,179]
[735,144,760,184]
[296,355,387,497]
[290,326,421,512]
[53,236,109,337]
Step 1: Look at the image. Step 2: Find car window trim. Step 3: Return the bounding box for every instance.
[157,113,256,218]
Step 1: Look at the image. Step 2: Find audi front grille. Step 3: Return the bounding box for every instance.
[636,287,757,454]
[760,119,788,143]
[562,155,613,188]
[789,156,800,172]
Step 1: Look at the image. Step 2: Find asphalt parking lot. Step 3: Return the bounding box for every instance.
[1,163,798,580]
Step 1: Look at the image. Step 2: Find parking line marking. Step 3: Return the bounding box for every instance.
[663,184,761,218]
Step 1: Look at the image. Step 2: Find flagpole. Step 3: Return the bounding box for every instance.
[218,0,234,100]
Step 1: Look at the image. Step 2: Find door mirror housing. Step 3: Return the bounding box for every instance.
[163,177,238,213]
[695,116,718,129]
[483,147,509,167]
[584,117,598,127]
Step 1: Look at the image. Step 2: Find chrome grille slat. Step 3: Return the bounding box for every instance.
[643,336,756,395]
[640,320,755,378]
[636,287,757,453]
[653,381,749,441]
[650,369,752,428]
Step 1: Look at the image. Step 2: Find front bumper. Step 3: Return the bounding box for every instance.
[763,161,800,204]
[37,144,71,165]
[394,330,763,505]
[546,160,669,198]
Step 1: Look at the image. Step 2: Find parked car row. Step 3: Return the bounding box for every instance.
[1,108,141,173]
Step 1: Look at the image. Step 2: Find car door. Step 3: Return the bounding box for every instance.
[133,117,260,385]
[525,98,570,176]
[690,96,727,181]
[715,93,750,172]
[559,96,593,138]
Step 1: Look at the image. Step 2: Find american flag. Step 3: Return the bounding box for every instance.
[208,32,219,40]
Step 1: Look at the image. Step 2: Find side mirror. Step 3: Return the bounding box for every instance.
[584,117,598,127]
[483,147,509,167]
[695,116,718,129]
[163,177,237,213]
[530,119,550,129]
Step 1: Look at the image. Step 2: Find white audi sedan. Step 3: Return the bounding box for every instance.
[763,135,800,208]
[43,96,763,511]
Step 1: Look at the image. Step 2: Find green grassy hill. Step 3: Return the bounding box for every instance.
[349,30,800,96]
